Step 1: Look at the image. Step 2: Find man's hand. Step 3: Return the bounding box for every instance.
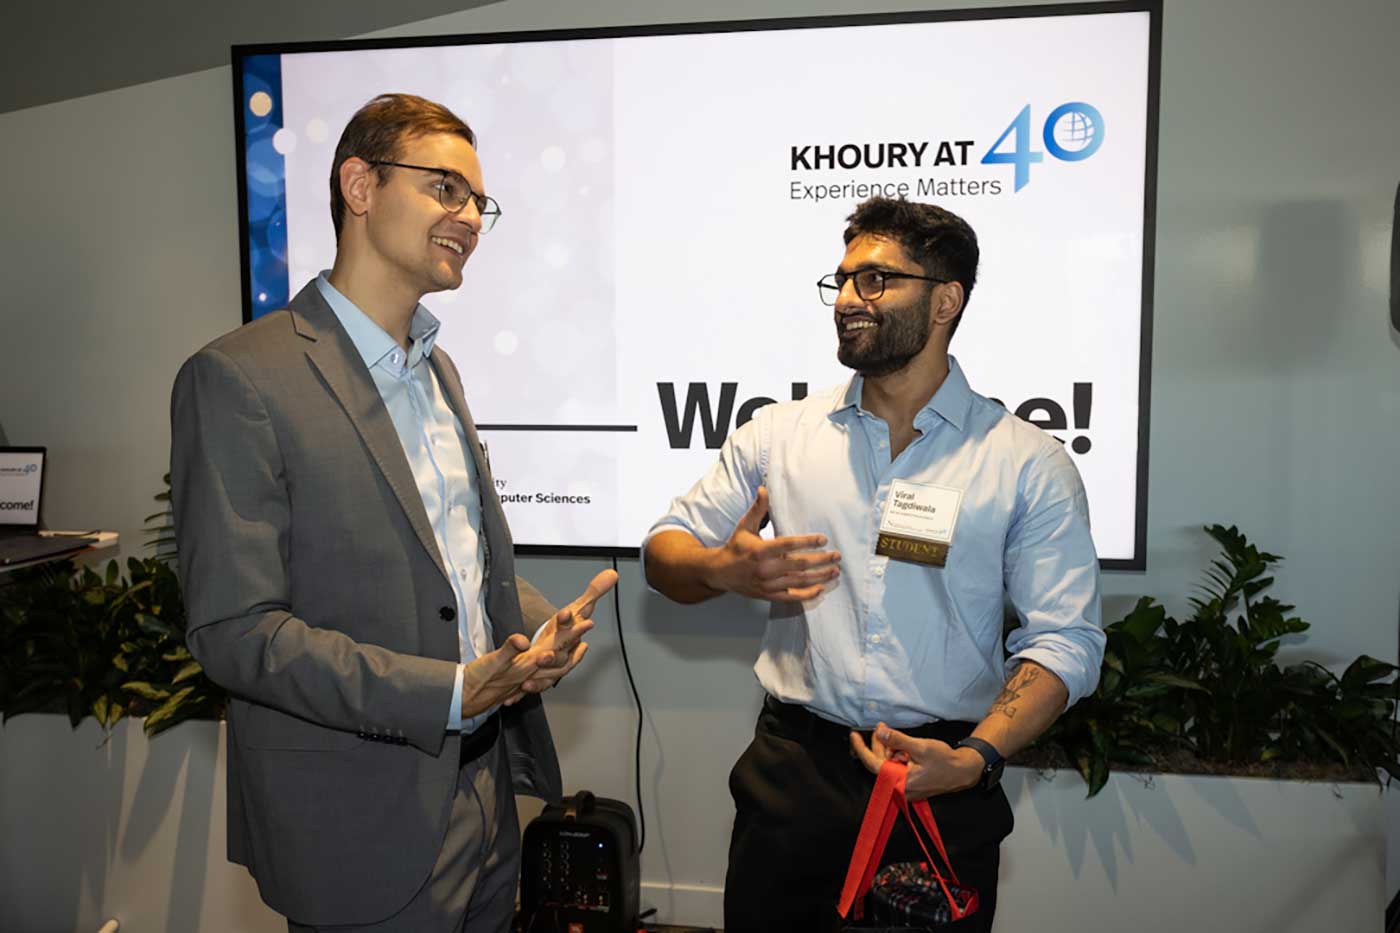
[703,486,841,602]
[516,568,618,695]
[460,633,546,720]
[849,723,985,801]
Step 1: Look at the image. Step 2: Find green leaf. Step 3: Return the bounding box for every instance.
[1144,673,1209,692]
[1342,655,1398,689]
[1312,725,1350,766]
[171,661,203,685]
[1073,753,1094,787]
[1111,748,1155,767]
[1087,752,1110,797]
[1117,598,1166,644]
[161,647,193,663]
[1150,713,1182,734]
[121,681,171,701]
[92,694,112,728]
[143,686,196,735]
[135,613,173,637]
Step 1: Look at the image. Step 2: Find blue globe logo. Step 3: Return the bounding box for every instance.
[1042,102,1104,163]
[1052,110,1098,155]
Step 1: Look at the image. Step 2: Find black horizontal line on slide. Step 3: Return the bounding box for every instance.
[476,424,639,432]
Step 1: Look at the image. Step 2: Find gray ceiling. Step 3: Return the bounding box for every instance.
[1,0,503,114]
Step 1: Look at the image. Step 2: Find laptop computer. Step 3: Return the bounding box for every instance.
[0,447,99,567]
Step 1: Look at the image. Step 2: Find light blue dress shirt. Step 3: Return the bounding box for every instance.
[645,356,1105,729]
[316,275,492,733]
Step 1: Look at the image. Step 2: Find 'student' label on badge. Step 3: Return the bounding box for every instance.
[875,480,963,567]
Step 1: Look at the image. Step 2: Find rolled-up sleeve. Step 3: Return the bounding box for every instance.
[640,414,768,568]
[1002,445,1105,708]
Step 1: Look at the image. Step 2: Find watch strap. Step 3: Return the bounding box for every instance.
[955,736,1003,769]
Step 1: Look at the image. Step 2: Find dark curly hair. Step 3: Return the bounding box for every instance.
[843,197,980,337]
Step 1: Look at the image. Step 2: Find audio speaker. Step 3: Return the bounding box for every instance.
[519,791,640,933]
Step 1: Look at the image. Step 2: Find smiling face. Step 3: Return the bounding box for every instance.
[833,234,941,378]
[359,131,486,296]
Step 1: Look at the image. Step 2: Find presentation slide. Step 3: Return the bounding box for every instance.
[236,5,1158,566]
[0,450,44,526]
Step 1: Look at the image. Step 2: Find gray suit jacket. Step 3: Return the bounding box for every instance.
[170,281,562,925]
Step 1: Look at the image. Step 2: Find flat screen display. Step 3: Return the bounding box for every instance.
[234,2,1160,567]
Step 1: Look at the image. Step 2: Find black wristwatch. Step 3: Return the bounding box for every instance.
[954,737,1005,791]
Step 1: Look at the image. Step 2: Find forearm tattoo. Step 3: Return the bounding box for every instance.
[989,664,1043,720]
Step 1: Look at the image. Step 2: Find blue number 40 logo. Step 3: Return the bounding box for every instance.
[982,103,1104,192]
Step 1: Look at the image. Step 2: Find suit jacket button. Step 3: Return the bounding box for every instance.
[440,606,456,622]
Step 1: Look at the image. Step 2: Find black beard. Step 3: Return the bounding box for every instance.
[836,301,932,378]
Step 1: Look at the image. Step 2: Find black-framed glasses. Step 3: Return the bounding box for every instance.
[817,268,947,306]
[366,160,501,233]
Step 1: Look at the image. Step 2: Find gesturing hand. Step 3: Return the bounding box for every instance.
[704,486,841,602]
[516,568,618,695]
[849,723,985,801]
[460,633,544,720]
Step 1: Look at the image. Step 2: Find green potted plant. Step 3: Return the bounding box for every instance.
[1028,524,1400,796]
[0,477,225,736]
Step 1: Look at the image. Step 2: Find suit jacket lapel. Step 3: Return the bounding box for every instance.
[287,283,448,582]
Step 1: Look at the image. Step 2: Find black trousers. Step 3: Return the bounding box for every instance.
[724,697,1013,933]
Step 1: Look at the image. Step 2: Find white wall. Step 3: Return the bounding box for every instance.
[2,717,1384,931]
[1,0,1397,924]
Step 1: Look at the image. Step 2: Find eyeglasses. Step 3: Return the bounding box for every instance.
[817,268,947,306]
[366,160,502,233]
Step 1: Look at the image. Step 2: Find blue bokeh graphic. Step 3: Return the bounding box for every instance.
[241,55,288,319]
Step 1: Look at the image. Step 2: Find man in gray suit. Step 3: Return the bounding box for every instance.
[171,93,615,932]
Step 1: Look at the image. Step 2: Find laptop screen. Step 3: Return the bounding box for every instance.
[0,448,45,530]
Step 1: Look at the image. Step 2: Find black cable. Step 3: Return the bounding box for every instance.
[612,555,646,854]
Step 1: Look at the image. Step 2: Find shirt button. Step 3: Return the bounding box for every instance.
[874,565,885,577]
[870,634,882,645]
[866,701,877,711]
[878,440,887,448]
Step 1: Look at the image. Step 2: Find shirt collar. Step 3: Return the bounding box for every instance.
[315,273,441,372]
[828,355,973,433]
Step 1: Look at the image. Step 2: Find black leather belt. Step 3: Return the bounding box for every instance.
[760,694,974,746]
[459,712,500,768]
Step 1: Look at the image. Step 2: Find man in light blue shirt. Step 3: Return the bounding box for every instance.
[645,197,1104,933]
[173,94,615,932]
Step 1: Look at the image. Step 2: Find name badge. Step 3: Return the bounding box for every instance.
[875,479,963,567]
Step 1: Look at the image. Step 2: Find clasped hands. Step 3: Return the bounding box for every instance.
[460,569,617,719]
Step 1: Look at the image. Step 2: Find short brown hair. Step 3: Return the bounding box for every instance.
[329,93,477,240]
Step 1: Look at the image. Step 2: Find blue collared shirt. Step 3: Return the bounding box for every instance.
[316,274,491,733]
[645,356,1105,729]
